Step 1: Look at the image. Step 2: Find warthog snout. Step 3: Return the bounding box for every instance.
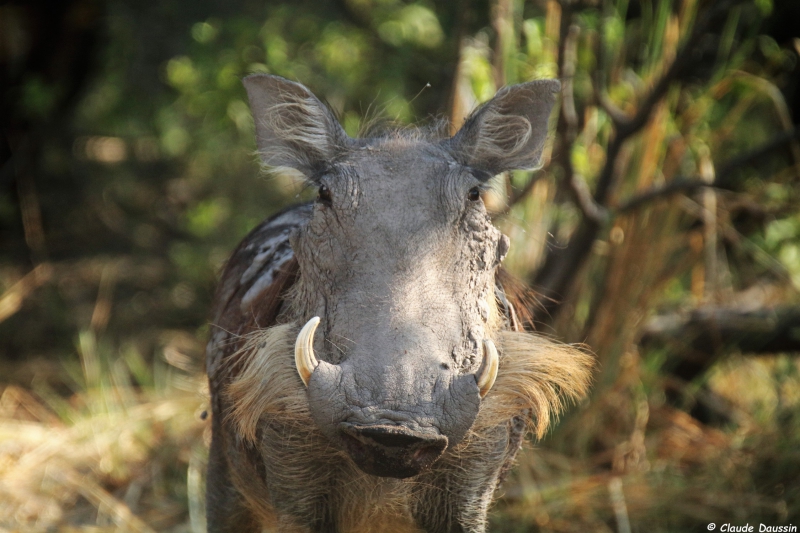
[296,315,494,476]
[339,423,448,478]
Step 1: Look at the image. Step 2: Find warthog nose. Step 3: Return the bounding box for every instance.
[339,423,448,479]
[356,426,431,447]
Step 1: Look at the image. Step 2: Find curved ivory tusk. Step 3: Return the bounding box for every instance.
[295,317,321,387]
[476,339,499,398]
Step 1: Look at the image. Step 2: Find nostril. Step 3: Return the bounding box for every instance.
[357,427,427,448]
[342,424,448,453]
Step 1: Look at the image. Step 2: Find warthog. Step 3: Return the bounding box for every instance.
[205,74,593,533]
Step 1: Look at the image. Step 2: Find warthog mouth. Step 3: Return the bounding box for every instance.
[339,423,448,478]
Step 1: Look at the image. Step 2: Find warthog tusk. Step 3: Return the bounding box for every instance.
[295,317,321,387]
[476,339,499,398]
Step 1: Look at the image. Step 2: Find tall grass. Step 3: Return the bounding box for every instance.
[0,330,208,532]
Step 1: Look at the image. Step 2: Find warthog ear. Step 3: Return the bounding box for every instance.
[448,80,560,177]
[243,74,349,178]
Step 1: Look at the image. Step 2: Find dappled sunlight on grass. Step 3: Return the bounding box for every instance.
[0,332,209,532]
[490,355,800,533]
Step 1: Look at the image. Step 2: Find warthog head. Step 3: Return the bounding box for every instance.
[240,75,559,479]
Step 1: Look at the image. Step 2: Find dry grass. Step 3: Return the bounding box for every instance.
[489,353,800,533]
[2,330,798,533]
[0,330,209,533]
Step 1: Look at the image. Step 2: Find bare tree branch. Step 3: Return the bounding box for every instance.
[715,126,800,181]
[640,306,800,383]
[591,3,630,128]
[595,0,750,203]
[616,179,708,213]
[570,173,609,223]
[561,23,581,140]
[561,23,612,223]
[595,90,630,127]
[531,0,759,320]
[616,126,800,214]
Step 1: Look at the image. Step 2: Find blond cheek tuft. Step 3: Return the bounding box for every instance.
[474,330,594,439]
[224,323,311,444]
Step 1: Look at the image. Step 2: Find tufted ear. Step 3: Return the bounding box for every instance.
[243,74,349,178]
[447,80,560,178]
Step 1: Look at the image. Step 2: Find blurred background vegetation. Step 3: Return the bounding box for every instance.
[1,0,799,531]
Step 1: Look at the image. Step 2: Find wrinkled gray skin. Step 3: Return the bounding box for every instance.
[296,143,506,468]
[206,75,559,532]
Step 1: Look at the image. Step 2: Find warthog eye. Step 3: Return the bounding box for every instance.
[317,184,332,206]
[467,186,481,202]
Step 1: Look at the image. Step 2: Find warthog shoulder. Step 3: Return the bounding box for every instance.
[206,203,311,395]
